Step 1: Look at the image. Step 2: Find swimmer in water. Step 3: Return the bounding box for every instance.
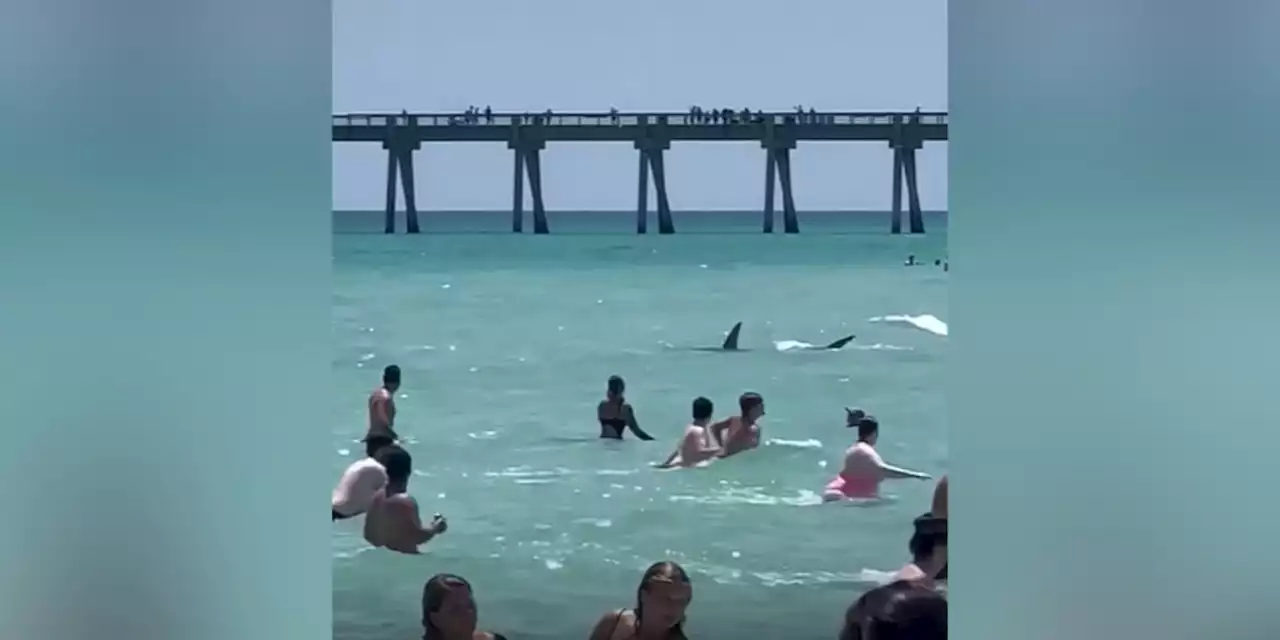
[363,445,448,554]
[822,408,931,501]
[893,513,948,586]
[331,435,394,521]
[597,375,654,441]
[421,573,509,640]
[588,561,692,640]
[367,364,401,442]
[709,392,765,459]
[654,397,722,469]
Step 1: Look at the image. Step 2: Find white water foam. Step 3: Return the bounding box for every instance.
[868,314,948,336]
[766,438,824,449]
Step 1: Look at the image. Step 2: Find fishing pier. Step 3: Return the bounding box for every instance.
[332,110,948,234]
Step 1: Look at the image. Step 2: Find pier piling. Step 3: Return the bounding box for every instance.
[761,136,799,234]
[334,110,948,235]
[509,138,549,234]
[634,137,675,235]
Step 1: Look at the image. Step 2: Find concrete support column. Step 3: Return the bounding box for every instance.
[761,135,798,234]
[634,137,674,235]
[508,133,548,234]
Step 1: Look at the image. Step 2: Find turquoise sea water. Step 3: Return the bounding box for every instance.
[332,211,947,640]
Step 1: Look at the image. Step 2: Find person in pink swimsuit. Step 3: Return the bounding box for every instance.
[823,408,931,501]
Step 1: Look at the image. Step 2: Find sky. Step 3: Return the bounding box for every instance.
[332,0,947,212]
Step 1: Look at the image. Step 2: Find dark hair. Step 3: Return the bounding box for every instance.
[607,375,626,395]
[865,584,946,640]
[691,397,714,421]
[738,392,763,414]
[856,416,880,441]
[364,435,395,458]
[635,561,690,640]
[841,581,944,640]
[376,445,412,483]
[422,573,472,640]
[909,514,948,564]
[383,364,402,386]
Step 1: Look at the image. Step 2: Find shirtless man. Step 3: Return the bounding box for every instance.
[367,364,401,442]
[655,397,722,469]
[822,410,930,501]
[709,392,765,459]
[894,513,947,586]
[363,445,448,554]
[331,435,393,521]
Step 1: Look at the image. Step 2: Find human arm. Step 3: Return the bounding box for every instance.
[624,405,655,441]
[392,498,448,546]
[931,475,948,518]
[868,448,931,480]
[654,447,680,469]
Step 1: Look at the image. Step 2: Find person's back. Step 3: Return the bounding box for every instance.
[825,413,929,501]
[331,459,387,520]
[656,397,720,469]
[837,441,884,498]
[362,445,447,554]
[367,364,401,441]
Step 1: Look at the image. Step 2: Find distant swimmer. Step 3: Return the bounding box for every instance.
[691,322,855,351]
[822,408,931,501]
[597,375,655,440]
[367,364,402,442]
[331,435,394,521]
[655,397,722,469]
[709,392,766,459]
[894,513,948,586]
[905,254,918,266]
[363,445,448,555]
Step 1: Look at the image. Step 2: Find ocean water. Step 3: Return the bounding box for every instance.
[332,211,948,640]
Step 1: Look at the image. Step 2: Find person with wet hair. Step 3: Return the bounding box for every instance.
[420,573,507,640]
[840,580,946,640]
[362,445,448,554]
[597,375,655,440]
[588,561,692,640]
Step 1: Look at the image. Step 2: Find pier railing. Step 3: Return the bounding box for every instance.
[332,111,948,128]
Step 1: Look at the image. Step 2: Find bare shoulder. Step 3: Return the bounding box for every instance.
[589,609,629,640]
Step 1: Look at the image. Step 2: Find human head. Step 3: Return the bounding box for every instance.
[375,445,412,486]
[422,573,477,640]
[840,581,945,640]
[856,415,880,445]
[691,397,714,422]
[363,434,395,458]
[738,392,765,421]
[383,364,402,392]
[607,375,626,400]
[864,583,947,640]
[634,561,692,636]
[908,514,948,574]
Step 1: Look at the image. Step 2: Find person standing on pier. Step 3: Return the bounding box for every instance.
[597,375,654,441]
[367,365,401,443]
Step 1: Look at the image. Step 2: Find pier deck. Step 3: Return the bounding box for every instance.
[331,110,947,234]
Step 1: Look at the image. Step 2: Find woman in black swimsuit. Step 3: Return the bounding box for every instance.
[597,375,654,440]
[422,573,508,640]
[588,561,691,640]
